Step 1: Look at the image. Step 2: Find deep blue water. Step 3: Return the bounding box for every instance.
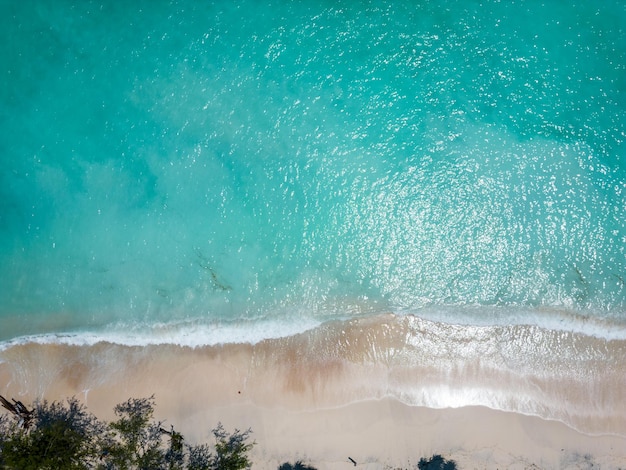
[1,0,625,343]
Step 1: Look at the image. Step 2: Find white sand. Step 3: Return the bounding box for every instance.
[1,337,625,469]
[209,401,626,470]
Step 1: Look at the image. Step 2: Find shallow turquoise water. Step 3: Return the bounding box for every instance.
[1,0,625,342]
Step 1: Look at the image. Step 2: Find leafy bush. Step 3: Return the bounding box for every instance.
[210,423,254,470]
[0,397,105,469]
[104,395,168,469]
[0,395,254,470]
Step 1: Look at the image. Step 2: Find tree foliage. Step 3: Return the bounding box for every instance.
[104,396,167,469]
[0,397,104,469]
[210,423,254,470]
[0,395,254,470]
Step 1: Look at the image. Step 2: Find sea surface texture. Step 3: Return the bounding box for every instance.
[2,0,625,341]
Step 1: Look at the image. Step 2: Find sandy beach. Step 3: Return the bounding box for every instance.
[2,0,625,468]
[1,385,625,470]
[1,316,625,469]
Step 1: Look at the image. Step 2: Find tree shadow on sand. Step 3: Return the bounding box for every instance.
[417,454,457,470]
[278,461,318,470]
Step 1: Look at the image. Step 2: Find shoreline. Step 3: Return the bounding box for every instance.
[3,306,626,348]
[2,315,625,433]
[1,314,625,468]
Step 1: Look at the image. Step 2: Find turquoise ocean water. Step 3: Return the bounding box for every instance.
[1,0,625,345]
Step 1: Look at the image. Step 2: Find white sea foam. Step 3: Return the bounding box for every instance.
[1,305,625,355]
[0,316,323,351]
[399,305,626,341]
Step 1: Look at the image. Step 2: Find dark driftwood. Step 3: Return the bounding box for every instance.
[0,395,34,430]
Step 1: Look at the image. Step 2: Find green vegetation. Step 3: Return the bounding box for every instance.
[0,395,253,470]
[0,397,104,469]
